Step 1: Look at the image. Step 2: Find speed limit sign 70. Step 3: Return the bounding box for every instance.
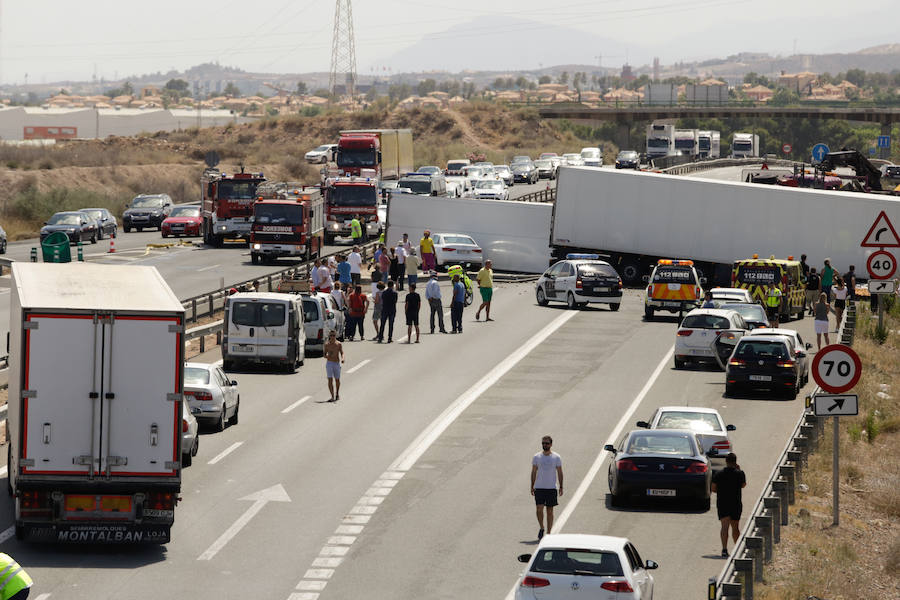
[867,250,897,280]
[812,344,862,394]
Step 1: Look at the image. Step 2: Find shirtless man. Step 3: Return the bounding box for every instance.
[323,330,345,401]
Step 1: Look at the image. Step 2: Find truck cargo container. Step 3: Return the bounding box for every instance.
[673,129,699,157]
[337,129,413,180]
[731,133,760,159]
[646,123,675,159]
[698,131,720,159]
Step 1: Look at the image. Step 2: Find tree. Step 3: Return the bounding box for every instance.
[416,78,436,97]
[538,75,551,85]
[223,82,242,97]
[515,76,529,89]
[743,72,770,87]
[105,81,134,97]
[845,68,866,88]
[558,71,569,85]
[296,81,308,95]
[769,88,800,106]
[165,78,189,94]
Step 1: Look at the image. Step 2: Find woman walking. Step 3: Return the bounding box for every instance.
[813,292,837,350]
[378,244,391,283]
[832,277,848,327]
[388,247,401,287]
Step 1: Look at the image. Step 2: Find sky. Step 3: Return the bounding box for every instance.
[0,0,896,85]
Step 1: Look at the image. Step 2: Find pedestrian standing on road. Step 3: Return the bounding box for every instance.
[373,244,383,268]
[711,452,746,558]
[377,280,398,343]
[799,254,810,281]
[765,282,783,327]
[420,230,437,273]
[842,265,857,301]
[531,435,563,540]
[833,277,848,327]
[814,292,837,350]
[317,260,334,294]
[805,267,821,316]
[323,330,344,402]
[372,281,385,338]
[701,291,716,308]
[401,232,413,255]
[330,282,347,313]
[350,214,363,244]
[251,279,260,293]
[405,283,421,343]
[425,271,447,334]
[378,244,391,283]
[821,258,835,301]
[450,274,466,333]
[348,245,363,285]
[405,249,421,288]
[0,553,33,600]
[311,258,323,291]
[347,285,369,341]
[475,259,494,321]
[336,255,352,287]
[394,242,407,290]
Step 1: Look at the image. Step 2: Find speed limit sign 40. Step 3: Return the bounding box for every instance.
[867,250,897,280]
[812,344,862,394]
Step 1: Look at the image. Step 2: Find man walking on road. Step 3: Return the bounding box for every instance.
[347,285,369,341]
[348,245,363,285]
[821,258,835,301]
[450,274,466,334]
[805,267,821,316]
[420,230,436,273]
[712,452,746,558]
[425,271,447,333]
[405,283,421,343]
[377,280,398,343]
[531,435,563,540]
[323,331,344,402]
[475,259,494,321]
[350,214,363,244]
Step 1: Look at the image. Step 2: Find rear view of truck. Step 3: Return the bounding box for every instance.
[7,263,185,543]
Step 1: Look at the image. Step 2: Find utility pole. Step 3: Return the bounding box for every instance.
[329,0,357,99]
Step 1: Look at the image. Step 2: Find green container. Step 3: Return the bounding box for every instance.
[41,231,72,263]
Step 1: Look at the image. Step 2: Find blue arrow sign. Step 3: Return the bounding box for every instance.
[878,135,891,148]
[811,143,830,163]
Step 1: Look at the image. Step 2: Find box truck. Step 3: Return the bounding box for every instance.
[698,131,720,159]
[673,129,699,157]
[731,133,760,158]
[336,129,413,180]
[645,123,675,159]
[7,263,185,543]
[551,166,898,286]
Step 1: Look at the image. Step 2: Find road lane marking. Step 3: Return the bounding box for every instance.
[34,595,51,600]
[285,310,579,599]
[0,466,7,478]
[0,526,14,544]
[198,484,291,560]
[345,359,370,374]
[282,396,312,414]
[207,441,244,465]
[197,263,222,272]
[502,345,675,600]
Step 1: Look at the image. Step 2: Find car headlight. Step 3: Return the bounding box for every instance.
[253,243,261,250]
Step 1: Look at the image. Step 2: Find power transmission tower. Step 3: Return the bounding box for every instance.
[329,0,357,98]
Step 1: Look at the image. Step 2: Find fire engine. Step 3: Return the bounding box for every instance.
[323,173,382,244]
[201,167,266,247]
[250,182,325,264]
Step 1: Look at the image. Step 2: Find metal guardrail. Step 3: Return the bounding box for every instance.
[512,188,556,203]
[659,157,799,176]
[711,302,855,599]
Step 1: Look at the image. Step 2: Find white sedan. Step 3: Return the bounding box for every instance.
[445,176,470,197]
[709,287,753,303]
[304,144,336,164]
[515,534,657,599]
[636,405,736,469]
[184,362,240,432]
[674,308,749,369]
[562,153,585,166]
[432,232,483,268]
[472,179,509,200]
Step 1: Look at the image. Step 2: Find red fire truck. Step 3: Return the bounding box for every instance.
[201,168,266,247]
[250,183,325,264]
[323,175,382,245]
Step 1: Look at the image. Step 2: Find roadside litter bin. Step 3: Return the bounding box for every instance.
[41,231,72,263]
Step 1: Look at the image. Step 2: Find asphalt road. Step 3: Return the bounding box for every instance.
[0,279,819,600]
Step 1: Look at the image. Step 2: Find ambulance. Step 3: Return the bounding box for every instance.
[643,259,705,320]
[730,255,806,321]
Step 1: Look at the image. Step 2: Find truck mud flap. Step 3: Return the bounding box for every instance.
[22,522,171,544]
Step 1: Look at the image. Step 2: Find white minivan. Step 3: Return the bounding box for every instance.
[580,146,603,167]
[222,292,306,372]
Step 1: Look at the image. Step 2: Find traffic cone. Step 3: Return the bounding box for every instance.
[109,236,116,253]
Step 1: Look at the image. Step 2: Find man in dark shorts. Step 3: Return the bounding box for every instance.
[404,283,421,343]
[376,280,398,343]
[531,436,563,540]
[712,452,747,557]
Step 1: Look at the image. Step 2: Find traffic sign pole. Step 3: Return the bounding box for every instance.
[833,417,839,525]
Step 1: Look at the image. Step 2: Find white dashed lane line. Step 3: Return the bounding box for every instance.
[282,396,312,414]
[207,441,243,465]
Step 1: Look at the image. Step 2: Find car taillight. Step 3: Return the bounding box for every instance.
[182,419,189,433]
[601,581,634,592]
[185,391,212,402]
[576,279,583,290]
[616,459,639,472]
[618,278,622,289]
[677,330,693,336]
[647,285,652,294]
[776,360,796,368]
[521,576,550,588]
[317,329,323,341]
[147,491,176,510]
[728,359,746,366]
[712,440,731,451]
[685,461,708,474]
[473,248,482,253]
[443,247,456,252]
[695,287,701,297]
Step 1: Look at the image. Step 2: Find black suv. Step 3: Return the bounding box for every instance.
[123,194,173,232]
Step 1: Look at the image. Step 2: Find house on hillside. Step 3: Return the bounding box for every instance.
[602,87,643,104]
[741,84,774,103]
[777,71,817,95]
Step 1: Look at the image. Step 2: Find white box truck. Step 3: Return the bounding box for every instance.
[698,131,721,159]
[673,129,699,157]
[552,166,898,285]
[7,263,185,543]
[731,133,760,158]
[646,123,675,159]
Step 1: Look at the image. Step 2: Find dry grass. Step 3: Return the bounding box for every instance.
[756,302,900,599]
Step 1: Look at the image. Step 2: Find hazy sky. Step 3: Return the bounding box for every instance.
[1,0,895,84]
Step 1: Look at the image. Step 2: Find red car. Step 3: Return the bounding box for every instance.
[161,205,202,237]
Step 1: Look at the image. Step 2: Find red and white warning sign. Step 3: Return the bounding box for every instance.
[861,211,900,248]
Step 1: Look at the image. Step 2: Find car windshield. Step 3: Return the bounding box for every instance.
[231,301,286,327]
[657,411,721,432]
[81,210,103,220]
[722,303,767,322]
[513,163,533,170]
[578,264,618,277]
[398,179,432,195]
[218,182,260,200]
[48,214,81,225]
[531,549,624,576]
[184,367,211,385]
[475,180,502,189]
[647,138,670,148]
[441,235,475,245]
[618,151,638,160]
[314,145,331,152]
[534,160,552,168]
[627,433,695,455]
[131,196,166,208]
[496,166,510,174]
[255,204,302,225]
[302,299,320,322]
[652,267,695,284]
[681,314,731,329]
[447,161,468,170]
[736,340,789,359]
[734,141,752,151]
[169,206,200,218]
[338,147,377,167]
[582,149,599,158]
[463,167,484,177]
[418,167,440,174]
[329,185,377,206]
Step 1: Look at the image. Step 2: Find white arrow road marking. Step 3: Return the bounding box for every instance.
[207,441,244,465]
[198,483,291,560]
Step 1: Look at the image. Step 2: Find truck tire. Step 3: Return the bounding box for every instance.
[644,306,654,320]
[618,258,642,286]
[14,525,24,541]
[609,302,620,311]
[211,234,223,248]
[325,233,335,245]
[6,446,11,497]
[182,450,192,468]
[223,359,234,371]
[536,286,549,306]
[137,227,143,232]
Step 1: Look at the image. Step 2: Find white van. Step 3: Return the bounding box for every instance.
[223,292,306,372]
[301,293,342,354]
[580,147,603,167]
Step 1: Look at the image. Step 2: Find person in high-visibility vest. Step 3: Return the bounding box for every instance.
[0,553,33,600]
[350,214,363,243]
[765,283,783,327]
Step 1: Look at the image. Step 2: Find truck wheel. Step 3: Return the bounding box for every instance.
[566,292,578,310]
[14,525,24,541]
[619,259,642,286]
[536,286,549,306]
[6,446,12,497]
[223,359,234,371]
[162,232,169,238]
[644,306,654,320]
[325,233,335,245]
[229,399,240,425]
[137,227,143,232]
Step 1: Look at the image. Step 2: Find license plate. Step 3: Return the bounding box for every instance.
[647,489,676,497]
[596,287,610,292]
[231,345,253,353]
[690,349,707,355]
[750,375,772,381]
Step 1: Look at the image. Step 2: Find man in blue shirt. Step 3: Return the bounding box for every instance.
[450,274,466,333]
[336,254,352,287]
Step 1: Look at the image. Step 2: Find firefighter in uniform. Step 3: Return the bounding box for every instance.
[350,214,364,243]
[765,282,783,327]
[0,553,33,600]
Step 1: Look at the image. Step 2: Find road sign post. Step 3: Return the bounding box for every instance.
[866,249,896,280]
[811,143,829,163]
[811,345,862,526]
[782,143,792,155]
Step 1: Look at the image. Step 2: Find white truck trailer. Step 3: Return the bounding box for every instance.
[645,123,675,159]
[552,166,899,285]
[7,263,185,543]
[698,131,721,159]
[731,133,760,158]
[673,129,699,157]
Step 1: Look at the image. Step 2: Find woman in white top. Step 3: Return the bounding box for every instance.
[832,277,848,325]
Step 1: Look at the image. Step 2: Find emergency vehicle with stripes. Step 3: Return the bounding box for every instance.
[643,259,704,320]
[731,255,805,321]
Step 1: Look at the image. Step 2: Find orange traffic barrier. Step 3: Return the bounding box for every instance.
[109,236,116,253]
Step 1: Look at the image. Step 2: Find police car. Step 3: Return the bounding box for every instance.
[536,254,623,310]
[643,259,704,320]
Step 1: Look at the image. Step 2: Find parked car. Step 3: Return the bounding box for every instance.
[636,406,736,470]
[725,334,805,399]
[160,205,202,238]
[40,211,99,244]
[432,232,483,268]
[184,362,240,432]
[494,165,514,186]
[301,294,342,354]
[605,429,712,509]
[396,174,447,197]
[223,292,306,372]
[745,327,812,386]
[123,193,173,232]
[445,176,471,198]
[0,224,7,254]
[515,534,657,599]
[461,165,487,188]
[79,208,118,239]
[720,302,769,330]
[472,179,509,200]
[674,308,748,369]
[548,156,563,172]
[181,401,200,467]
[512,160,538,184]
[535,254,623,311]
[616,150,641,169]
[581,147,602,167]
[305,144,337,164]
[378,179,400,201]
[534,159,557,179]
